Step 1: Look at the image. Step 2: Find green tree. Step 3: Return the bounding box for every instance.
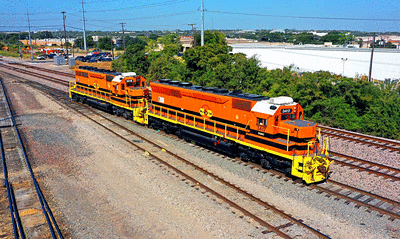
[117,36,147,50]
[33,31,53,39]
[147,55,187,82]
[194,30,227,47]
[321,31,341,44]
[98,37,114,50]
[74,36,96,49]
[112,43,150,76]
[338,32,354,44]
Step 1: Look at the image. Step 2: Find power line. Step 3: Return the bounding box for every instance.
[66,25,84,31]
[82,0,190,13]
[0,25,62,28]
[205,10,400,22]
[85,10,197,22]
[0,11,57,15]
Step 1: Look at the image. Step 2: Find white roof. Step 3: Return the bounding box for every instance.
[121,72,136,77]
[251,96,296,115]
[112,72,137,83]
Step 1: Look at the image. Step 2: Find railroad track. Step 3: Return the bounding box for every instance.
[319,125,400,152]
[330,151,400,181]
[0,58,75,78]
[0,75,63,238]
[0,63,70,87]
[196,154,400,222]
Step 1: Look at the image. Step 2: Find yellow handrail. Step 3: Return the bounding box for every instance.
[272,125,291,151]
[151,105,247,138]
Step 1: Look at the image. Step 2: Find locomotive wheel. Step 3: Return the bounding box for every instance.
[162,125,169,134]
[260,158,271,169]
[284,168,292,177]
[240,152,249,162]
[123,112,130,120]
[176,130,182,139]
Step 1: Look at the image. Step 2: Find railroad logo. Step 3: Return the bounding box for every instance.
[94,82,100,89]
[199,105,213,118]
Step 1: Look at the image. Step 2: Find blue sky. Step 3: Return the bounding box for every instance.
[1,0,399,32]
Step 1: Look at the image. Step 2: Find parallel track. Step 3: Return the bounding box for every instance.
[0,75,64,238]
[0,58,75,78]
[330,151,400,181]
[0,63,70,87]
[320,125,400,152]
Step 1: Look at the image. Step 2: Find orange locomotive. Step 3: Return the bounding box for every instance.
[148,79,332,183]
[69,66,149,122]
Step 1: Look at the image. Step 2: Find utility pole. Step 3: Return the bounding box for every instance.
[201,0,204,46]
[341,58,348,77]
[120,23,125,52]
[188,23,196,48]
[26,9,33,61]
[61,11,69,57]
[81,0,87,52]
[368,33,376,82]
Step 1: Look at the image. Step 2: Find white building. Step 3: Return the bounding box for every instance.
[230,44,400,81]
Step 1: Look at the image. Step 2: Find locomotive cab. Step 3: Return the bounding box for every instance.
[111,72,149,97]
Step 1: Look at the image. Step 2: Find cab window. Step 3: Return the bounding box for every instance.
[257,118,267,126]
[290,114,296,119]
[121,84,125,91]
[281,114,288,120]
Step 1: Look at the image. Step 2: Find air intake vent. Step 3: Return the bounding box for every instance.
[179,82,193,87]
[169,81,180,85]
[202,87,215,91]
[159,79,171,83]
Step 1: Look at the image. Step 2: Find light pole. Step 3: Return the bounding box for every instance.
[61,11,68,57]
[341,58,348,77]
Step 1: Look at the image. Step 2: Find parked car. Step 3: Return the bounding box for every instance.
[75,56,85,61]
[87,58,97,63]
[47,53,56,59]
[36,55,46,60]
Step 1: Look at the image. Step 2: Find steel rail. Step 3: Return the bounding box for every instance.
[311,182,400,220]
[320,127,400,152]
[326,179,400,209]
[8,61,75,78]
[1,131,25,239]
[0,64,70,87]
[0,76,64,239]
[332,156,400,181]
[331,151,400,177]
